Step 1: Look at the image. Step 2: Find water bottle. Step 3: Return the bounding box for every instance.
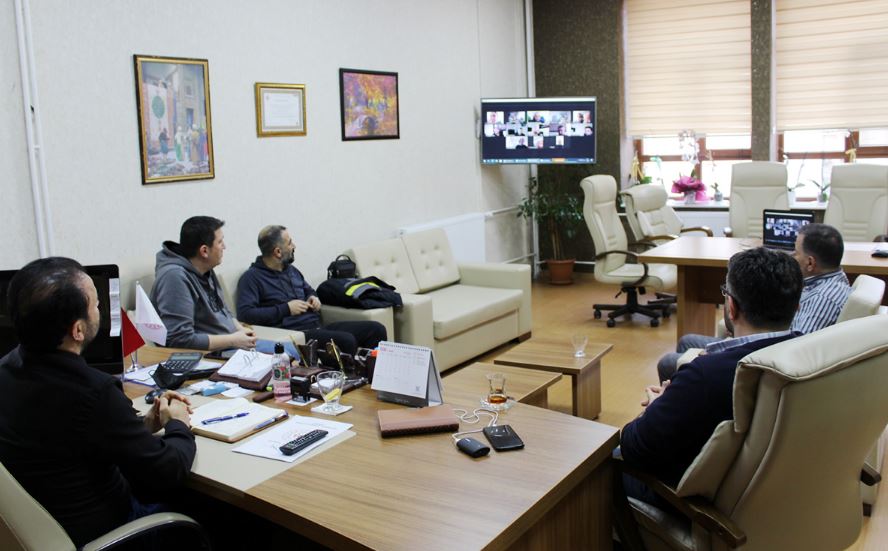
[272,342,291,402]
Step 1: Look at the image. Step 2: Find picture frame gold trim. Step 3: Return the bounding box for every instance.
[133,54,214,185]
[255,83,307,137]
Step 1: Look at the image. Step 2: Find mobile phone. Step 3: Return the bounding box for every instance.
[482,424,524,451]
[204,348,237,360]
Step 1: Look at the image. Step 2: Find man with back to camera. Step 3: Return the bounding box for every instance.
[656,223,851,382]
[151,215,258,351]
[0,257,196,547]
[619,247,803,505]
[236,225,387,356]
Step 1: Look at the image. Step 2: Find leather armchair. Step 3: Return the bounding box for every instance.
[726,162,789,238]
[581,175,676,327]
[621,184,713,244]
[616,314,888,551]
[0,461,212,551]
[824,164,888,242]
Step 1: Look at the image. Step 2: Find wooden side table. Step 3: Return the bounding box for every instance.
[444,362,563,409]
[494,338,612,420]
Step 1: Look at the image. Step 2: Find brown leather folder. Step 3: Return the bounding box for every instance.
[377,404,459,438]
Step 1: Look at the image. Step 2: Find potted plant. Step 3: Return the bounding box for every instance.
[517,177,584,285]
[807,179,831,203]
[711,182,723,202]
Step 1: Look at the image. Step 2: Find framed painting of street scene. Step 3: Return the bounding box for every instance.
[134,55,214,184]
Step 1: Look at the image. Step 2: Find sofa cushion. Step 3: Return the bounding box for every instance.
[424,284,522,340]
[401,229,461,293]
[346,238,420,294]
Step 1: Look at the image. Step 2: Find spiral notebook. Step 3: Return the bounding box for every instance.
[370,341,444,407]
[191,398,289,443]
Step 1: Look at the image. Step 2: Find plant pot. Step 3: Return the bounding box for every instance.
[714,192,723,202]
[546,259,575,285]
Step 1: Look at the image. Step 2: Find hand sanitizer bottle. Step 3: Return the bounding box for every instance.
[272,342,291,403]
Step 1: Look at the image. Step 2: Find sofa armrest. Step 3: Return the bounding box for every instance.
[393,294,434,348]
[250,325,306,345]
[458,263,532,336]
[320,305,395,342]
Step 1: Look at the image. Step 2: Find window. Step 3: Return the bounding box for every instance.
[625,0,751,137]
[775,1,888,132]
[636,134,750,199]
[780,129,888,198]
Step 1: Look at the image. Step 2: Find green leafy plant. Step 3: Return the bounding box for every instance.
[807,179,831,201]
[517,177,584,261]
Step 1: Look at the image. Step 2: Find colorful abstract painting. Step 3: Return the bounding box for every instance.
[339,69,399,140]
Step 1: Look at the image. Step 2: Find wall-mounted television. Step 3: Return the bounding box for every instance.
[480,96,596,165]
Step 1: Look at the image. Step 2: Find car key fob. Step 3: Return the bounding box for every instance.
[456,437,490,458]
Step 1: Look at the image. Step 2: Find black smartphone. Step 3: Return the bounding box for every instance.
[204,348,237,360]
[482,425,524,451]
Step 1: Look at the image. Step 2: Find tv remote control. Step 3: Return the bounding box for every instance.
[279,429,328,456]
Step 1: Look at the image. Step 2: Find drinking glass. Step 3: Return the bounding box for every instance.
[486,372,508,409]
[317,371,344,413]
[571,334,588,358]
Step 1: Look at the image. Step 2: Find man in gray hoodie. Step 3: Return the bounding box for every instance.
[151,216,257,351]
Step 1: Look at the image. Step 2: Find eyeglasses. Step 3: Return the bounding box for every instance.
[720,283,738,306]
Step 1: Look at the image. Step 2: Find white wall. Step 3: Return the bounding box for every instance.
[1,0,38,266]
[1,0,529,292]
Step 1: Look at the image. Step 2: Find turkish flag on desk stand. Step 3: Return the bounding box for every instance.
[121,308,145,357]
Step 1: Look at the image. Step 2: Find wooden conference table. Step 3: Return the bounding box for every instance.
[126,348,619,550]
[640,236,888,336]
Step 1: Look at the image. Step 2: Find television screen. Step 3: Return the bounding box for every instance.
[481,97,596,165]
[0,264,124,375]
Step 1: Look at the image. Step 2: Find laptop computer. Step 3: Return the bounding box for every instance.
[762,209,815,250]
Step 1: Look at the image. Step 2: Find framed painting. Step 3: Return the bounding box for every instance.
[133,55,214,184]
[255,82,306,137]
[339,68,399,141]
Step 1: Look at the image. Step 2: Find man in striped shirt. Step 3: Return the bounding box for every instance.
[656,223,850,382]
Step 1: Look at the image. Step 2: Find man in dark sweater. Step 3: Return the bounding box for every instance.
[237,225,386,355]
[0,257,196,547]
[620,247,803,501]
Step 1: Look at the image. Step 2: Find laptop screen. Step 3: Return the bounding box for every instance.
[0,264,124,375]
[762,210,815,250]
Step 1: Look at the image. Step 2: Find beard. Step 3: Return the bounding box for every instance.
[81,316,100,351]
[281,249,295,266]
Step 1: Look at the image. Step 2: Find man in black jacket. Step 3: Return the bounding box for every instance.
[236,225,386,355]
[619,247,803,504]
[0,257,196,547]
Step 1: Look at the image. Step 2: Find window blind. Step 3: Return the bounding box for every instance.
[776,0,888,131]
[625,0,751,137]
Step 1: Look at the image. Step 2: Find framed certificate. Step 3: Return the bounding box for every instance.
[254,83,306,137]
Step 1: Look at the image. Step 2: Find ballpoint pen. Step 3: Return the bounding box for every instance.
[201,412,250,425]
[253,411,289,431]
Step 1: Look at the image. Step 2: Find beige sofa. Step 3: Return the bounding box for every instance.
[346,228,532,371]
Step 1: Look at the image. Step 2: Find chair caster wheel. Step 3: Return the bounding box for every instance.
[606,318,616,328]
[594,310,602,319]
[662,311,671,319]
[650,318,660,327]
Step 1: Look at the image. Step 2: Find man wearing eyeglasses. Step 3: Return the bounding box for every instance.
[619,247,803,506]
[656,223,850,383]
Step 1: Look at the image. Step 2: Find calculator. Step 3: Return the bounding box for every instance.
[163,352,204,373]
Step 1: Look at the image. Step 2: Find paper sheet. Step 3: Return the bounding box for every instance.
[109,278,121,337]
[233,415,352,463]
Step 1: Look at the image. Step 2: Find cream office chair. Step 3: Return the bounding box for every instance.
[617,314,888,551]
[581,175,676,327]
[621,184,713,244]
[726,162,789,238]
[823,164,888,242]
[0,462,211,551]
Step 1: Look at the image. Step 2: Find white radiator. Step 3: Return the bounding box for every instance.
[397,213,486,263]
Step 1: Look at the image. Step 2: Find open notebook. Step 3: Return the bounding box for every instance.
[191,398,289,443]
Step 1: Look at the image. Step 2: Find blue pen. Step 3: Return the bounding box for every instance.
[253,411,288,431]
[201,412,250,425]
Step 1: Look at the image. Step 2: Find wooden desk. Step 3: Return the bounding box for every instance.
[492,339,612,420]
[444,362,562,409]
[128,347,619,550]
[640,236,888,336]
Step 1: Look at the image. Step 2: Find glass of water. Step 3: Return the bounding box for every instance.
[571,334,588,358]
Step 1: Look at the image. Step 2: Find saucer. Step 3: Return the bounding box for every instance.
[479,398,515,411]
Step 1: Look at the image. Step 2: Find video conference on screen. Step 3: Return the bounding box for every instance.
[483,110,593,150]
[764,216,810,238]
